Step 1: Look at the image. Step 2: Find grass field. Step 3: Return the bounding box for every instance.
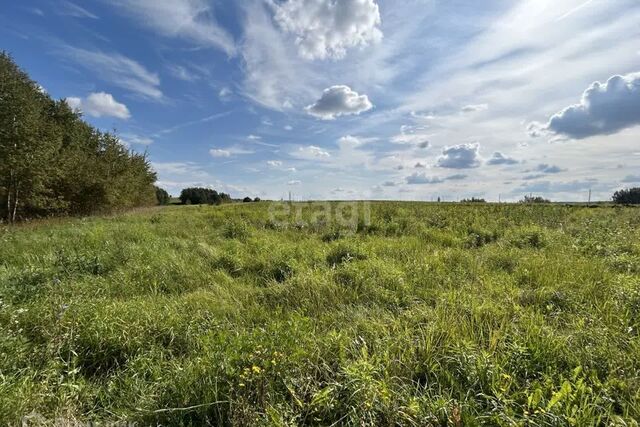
[1,202,639,426]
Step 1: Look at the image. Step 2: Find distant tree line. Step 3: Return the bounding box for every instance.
[179,187,231,205]
[460,197,486,203]
[613,188,640,205]
[0,52,159,223]
[520,195,551,204]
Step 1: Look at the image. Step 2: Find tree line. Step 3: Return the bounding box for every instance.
[0,52,159,223]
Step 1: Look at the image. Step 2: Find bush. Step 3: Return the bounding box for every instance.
[613,188,640,205]
[243,197,253,203]
[461,197,486,203]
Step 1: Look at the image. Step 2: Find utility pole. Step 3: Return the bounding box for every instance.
[588,189,592,204]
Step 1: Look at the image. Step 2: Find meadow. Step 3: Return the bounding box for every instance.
[1,202,639,426]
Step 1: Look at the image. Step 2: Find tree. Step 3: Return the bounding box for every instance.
[243,197,252,203]
[179,187,229,205]
[613,188,640,205]
[519,195,550,204]
[461,197,486,203]
[155,186,170,205]
[253,197,261,202]
[0,52,158,221]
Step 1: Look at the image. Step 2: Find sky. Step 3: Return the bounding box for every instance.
[2,0,640,202]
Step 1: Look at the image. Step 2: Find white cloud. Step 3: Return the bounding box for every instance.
[288,180,302,185]
[267,160,283,167]
[210,146,254,158]
[284,125,293,131]
[120,134,153,146]
[461,103,488,113]
[390,125,431,147]
[291,145,332,161]
[534,72,640,139]
[305,85,373,119]
[273,0,382,60]
[104,0,236,55]
[210,149,231,158]
[406,173,444,185]
[62,47,162,100]
[487,151,519,165]
[60,1,98,19]
[218,87,232,101]
[167,64,198,82]
[241,1,319,110]
[66,92,130,119]
[437,143,482,169]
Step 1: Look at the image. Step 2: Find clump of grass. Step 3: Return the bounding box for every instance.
[326,243,368,266]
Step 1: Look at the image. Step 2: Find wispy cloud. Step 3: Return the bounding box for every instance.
[60,46,163,100]
[103,0,236,55]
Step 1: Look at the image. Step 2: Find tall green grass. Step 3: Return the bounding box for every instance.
[1,203,639,425]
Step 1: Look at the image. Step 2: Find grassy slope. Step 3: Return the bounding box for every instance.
[0,203,639,426]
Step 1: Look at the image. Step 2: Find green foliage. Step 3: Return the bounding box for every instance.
[155,186,170,205]
[520,195,551,204]
[1,200,639,424]
[179,187,230,205]
[613,187,640,204]
[0,52,157,222]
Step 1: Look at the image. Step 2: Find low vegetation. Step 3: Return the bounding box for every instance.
[1,202,639,425]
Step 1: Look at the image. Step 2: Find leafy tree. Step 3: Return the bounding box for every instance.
[461,197,486,203]
[613,188,640,205]
[253,197,261,202]
[0,52,158,222]
[243,197,252,203]
[155,186,170,205]
[179,187,230,205]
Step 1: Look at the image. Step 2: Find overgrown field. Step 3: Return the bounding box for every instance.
[1,203,639,426]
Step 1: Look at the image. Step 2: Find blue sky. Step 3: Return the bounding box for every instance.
[2,0,640,201]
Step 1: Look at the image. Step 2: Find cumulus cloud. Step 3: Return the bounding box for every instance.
[267,160,283,167]
[390,125,431,147]
[437,143,482,169]
[273,0,382,60]
[66,92,130,119]
[487,151,519,165]
[305,85,373,119]
[293,145,332,161]
[533,72,640,139]
[406,173,444,185]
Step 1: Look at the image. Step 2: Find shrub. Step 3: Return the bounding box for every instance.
[243,197,253,203]
[613,188,640,204]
